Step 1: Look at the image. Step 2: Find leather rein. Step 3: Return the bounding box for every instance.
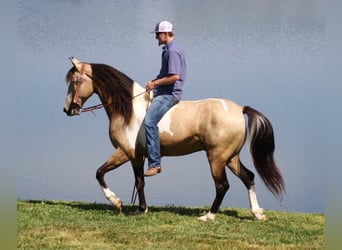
[80,90,148,114]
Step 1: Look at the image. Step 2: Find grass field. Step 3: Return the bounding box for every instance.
[18,200,324,249]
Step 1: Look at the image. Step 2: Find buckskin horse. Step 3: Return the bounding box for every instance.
[63,57,284,221]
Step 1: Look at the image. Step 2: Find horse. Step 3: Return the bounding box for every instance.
[63,57,284,221]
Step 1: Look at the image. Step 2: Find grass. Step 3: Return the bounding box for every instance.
[18,200,324,249]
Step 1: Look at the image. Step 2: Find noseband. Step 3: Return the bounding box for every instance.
[71,76,83,108]
[70,63,86,112]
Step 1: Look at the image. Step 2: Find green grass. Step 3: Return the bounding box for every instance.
[18,200,324,249]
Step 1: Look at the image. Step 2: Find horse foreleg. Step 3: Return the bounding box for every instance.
[227,156,266,220]
[199,159,229,222]
[96,148,129,211]
[130,157,148,214]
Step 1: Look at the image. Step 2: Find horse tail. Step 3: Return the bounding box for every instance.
[243,106,285,199]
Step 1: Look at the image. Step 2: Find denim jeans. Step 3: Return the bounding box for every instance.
[144,95,179,167]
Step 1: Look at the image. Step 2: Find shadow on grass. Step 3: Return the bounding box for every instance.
[23,200,115,211]
[21,200,253,220]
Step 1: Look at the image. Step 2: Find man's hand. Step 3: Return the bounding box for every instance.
[146,74,179,92]
[146,80,155,92]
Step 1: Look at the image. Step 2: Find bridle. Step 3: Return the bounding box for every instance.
[70,64,149,114]
[69,63,86,112]
[70,72,108,113]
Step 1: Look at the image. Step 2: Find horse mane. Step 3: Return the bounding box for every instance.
[65,64,134,125]
[90,63,134,124]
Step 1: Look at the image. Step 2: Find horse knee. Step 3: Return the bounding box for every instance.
[96,168,106,187]
[216,182,229,195]
[96,168,102,181]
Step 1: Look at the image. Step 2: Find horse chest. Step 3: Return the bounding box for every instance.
[123,125,141,151]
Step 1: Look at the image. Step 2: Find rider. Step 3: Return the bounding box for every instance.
[144,20,187,177]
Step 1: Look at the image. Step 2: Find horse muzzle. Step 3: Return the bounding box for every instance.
[63,102,81,116]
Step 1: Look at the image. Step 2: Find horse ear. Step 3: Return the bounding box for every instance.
[68,57,83,72]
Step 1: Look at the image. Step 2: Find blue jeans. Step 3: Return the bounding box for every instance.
[144,95,179,167]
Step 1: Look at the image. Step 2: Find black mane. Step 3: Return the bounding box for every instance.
[90,63,134,124]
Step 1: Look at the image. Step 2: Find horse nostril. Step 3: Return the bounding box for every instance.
[63,108,71,115]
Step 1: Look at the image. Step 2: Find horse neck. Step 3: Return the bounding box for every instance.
[131,81,150,123]
[132,81,146,98]
[97,81,148,127]
[107,81,148,151]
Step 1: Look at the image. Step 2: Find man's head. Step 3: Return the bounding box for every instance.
[152,21,174,46]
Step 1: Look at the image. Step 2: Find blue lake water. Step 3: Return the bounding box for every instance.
[16,0,325,213]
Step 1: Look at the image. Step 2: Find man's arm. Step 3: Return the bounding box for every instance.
[146,74,180,91]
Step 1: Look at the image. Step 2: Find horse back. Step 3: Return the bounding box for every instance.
[158,98,246,155]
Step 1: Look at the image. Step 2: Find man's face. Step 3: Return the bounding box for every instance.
[155,32,167,46]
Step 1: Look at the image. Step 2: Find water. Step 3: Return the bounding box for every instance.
[16,0,325,213]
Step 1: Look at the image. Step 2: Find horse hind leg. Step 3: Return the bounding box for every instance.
[227,155,266,220]
[198,158,229,222]
[95,148,129,211]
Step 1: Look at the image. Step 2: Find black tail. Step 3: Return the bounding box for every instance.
[243,106,285,199]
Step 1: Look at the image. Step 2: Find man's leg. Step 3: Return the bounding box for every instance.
[144,95,178,176]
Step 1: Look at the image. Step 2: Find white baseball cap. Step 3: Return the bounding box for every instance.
[152,21,173,33]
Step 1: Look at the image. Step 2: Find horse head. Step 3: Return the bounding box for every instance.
[63,57,94,116]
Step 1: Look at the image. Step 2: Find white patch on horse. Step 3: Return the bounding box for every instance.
[158,105,176,136]
[248,185,266,220]
[102,187,116,199]
[123,82,148,150]
[203,98,229,112]
[102,187,121,209]
[249,115,267,143]
[219,99,228,112]
[124,124,140,150]
[198,211,216,221]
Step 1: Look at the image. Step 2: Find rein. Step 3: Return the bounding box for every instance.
[80,90,149,114]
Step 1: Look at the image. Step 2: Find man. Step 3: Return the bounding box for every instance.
[144,20,186,177]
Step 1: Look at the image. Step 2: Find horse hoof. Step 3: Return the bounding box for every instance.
[252,209,267,221]
[129,208,148,216]
[114,200,122,211]
[115,200,122,212]
[109,197,122,211]
[198,212,216,222]
[257,214,267,221]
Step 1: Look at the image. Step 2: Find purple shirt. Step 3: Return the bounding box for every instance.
[154,40,186,100]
